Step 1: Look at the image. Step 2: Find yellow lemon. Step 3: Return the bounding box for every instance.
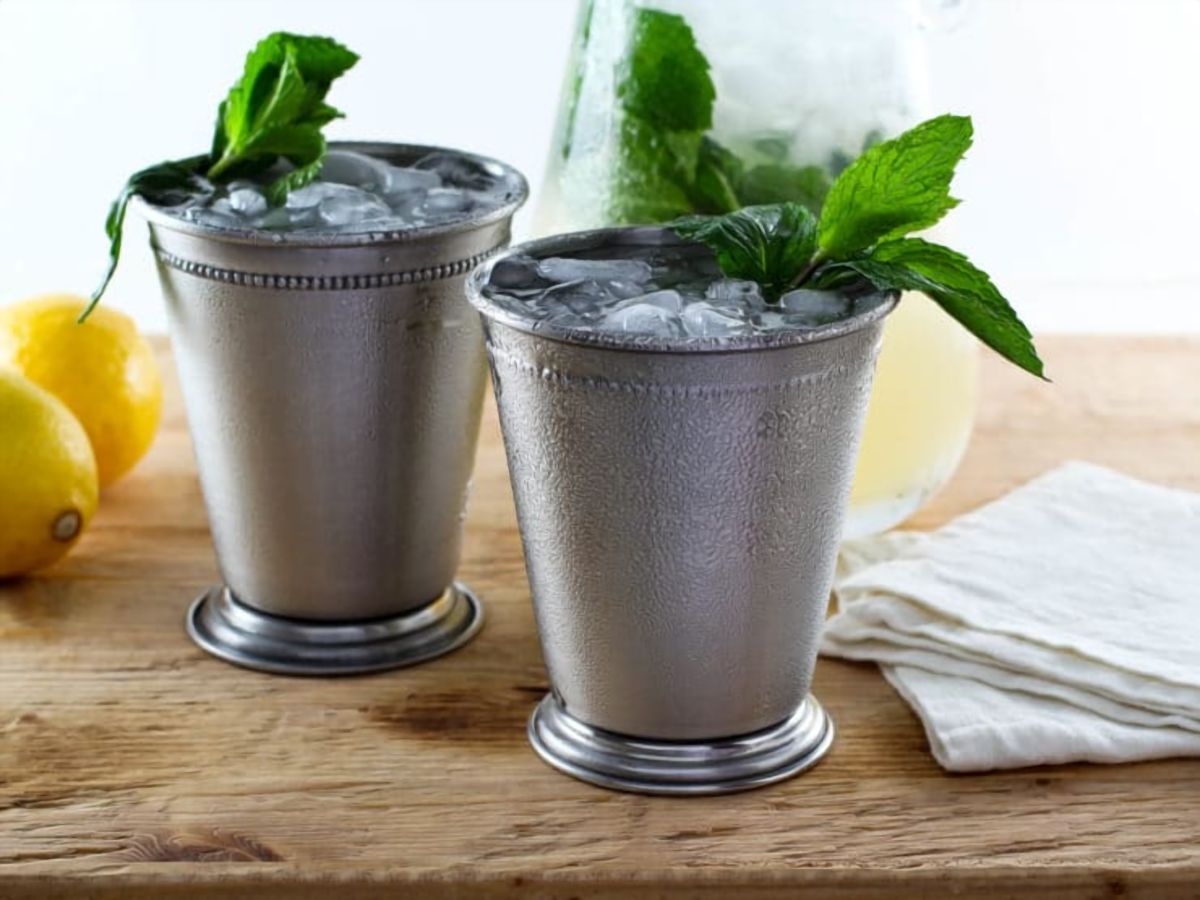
[0,294,162,487]
[0,369,99,577]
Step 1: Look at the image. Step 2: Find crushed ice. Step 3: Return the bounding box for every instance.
[170,149,518,234]
[483,244,888,339]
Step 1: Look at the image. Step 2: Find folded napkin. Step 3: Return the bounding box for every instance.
[821,462,1200,772]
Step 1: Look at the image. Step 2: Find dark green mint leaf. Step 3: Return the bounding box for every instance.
[82,160,204,322]
[815,237,1045,378]
[207,32,357,183]
[689,136,743,214]
[671,203,819,301]
[617,8,714,132]
[817,114,973,258]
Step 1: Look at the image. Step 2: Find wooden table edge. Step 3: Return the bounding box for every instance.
[1,863,1197,898]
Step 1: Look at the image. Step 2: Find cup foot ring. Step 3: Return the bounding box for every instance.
[186,583,484,676]
[527,693,834,796]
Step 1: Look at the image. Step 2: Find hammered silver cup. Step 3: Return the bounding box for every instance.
[138,142,527,675]
[469,228,895,794]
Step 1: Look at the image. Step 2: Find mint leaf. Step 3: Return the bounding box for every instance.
[689,136,743,214]
[617,8,714,132]
[817,114,973,258]
[610,120,702,224]
[814,238,1045,379]
[672,203,818,301]
[608,8,714,224]
[737,163,831,214]
[262,148,325,206]
[207,32,358,199]
[81,160,204,322]
[88,32,357,316]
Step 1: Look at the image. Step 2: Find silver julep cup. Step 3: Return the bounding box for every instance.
[468,228,895,794]
[139,142,527,675]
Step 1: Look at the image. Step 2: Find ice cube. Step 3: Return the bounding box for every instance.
[682,303,751,337]
[612,289,683,315]
[285,183,334,210]
[533,281,612,317]
[318,151,441,200]
[319,150,395,191]
[380,191,425,226]
[703,279,766,317]
[597,279,652,301]
[418,188,474,218]
[779,288,852,325]
[383,165,442,195]
[705,279,763,305]
[412,152,497,192]
[754,310,791,331]
[599,302,681,337]
[183,207,241,230]
[311,184,393,227]
[489,254,543,290]
[228,187,267,217]
[536,257,654,285]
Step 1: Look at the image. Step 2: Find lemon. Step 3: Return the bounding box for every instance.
[0,369,99,577]
[0,294,162,487]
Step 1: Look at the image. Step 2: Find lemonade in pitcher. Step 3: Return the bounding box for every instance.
[535,0,978,535]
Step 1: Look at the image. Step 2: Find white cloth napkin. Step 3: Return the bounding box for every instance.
[821,462,1200,772]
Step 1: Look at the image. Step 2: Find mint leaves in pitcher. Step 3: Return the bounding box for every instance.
[606,8,838,223]
[85,32,359,320]
[671,116,1044,378]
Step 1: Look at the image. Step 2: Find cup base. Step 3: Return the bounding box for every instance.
[527,693,834,796]
[185,582,484,676]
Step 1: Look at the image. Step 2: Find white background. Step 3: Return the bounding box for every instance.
[2,0,1198,334]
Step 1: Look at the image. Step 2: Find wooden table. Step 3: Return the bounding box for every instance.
[2,336,1198,899]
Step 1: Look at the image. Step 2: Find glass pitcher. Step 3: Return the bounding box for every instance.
[534,0,977,537]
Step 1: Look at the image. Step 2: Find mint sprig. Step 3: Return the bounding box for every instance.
[206,33,358,201]
[670,116,1046,380]
[87,161,204,324]
[817,114,973,258]
[604,8,838,223]
[673,204,817,301]
[813,238,1043,378]
[84,32,358,321]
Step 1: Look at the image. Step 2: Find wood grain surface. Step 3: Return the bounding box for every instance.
[1,336,1198,899]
